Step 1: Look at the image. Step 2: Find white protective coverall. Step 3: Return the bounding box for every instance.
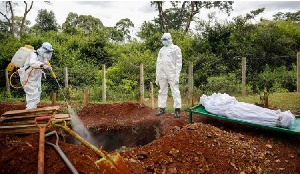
[17,42,53,109]
[155,33,182,109]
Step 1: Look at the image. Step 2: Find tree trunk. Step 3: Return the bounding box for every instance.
[20,1,33,37]
[185,1,195,33]
[156,1,166,32]
[176,1,186,30]
[8,1,14,35]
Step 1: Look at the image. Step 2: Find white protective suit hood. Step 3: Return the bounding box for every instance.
[37,42,53,61]
[161,33,173,47]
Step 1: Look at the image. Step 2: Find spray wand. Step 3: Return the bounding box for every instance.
[46,62,70,107]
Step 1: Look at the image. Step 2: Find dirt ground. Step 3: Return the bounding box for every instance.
[0,102,300,174]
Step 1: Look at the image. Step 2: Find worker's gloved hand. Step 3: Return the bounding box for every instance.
[41,64,52,72]
[175,74,180,84]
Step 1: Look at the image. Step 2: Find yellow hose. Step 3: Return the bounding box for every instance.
[9,67,39,89]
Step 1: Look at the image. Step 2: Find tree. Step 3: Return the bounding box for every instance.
[273,11,300,22]
[14,16,31,37]
[151,1,166,32]
[34,9,58,33]
[137,21,162,52]
[115,18,134,42]
[62,12,104,34]
[0,20,9,33]
[0,1,33,37]
[19,1,33,37]
[151,1,233,33]
[0,1,15,35]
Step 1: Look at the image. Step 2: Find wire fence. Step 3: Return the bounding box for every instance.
[1,53,299,107]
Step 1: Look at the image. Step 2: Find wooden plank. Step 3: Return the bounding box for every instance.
[0,123,46,129]
[54,114,70,119]
[0,127,40,134]
[0,113,53,122]
[1,111,55,118]
[52,118,71,122]
[2,106,60,117]
[0,119,39,126]
[52,114,71,122]
[0,114,70,124]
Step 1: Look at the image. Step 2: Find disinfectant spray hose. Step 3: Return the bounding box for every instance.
[9,67,40,89]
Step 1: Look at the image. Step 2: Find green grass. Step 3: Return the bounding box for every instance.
[236,92,300,113]
[143,92,300,114]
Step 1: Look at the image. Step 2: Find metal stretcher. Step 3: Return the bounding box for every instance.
[188,104,300,135]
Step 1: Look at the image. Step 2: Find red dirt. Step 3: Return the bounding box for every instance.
[0,102,300,174]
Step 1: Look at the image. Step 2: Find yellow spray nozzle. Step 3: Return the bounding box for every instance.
[47,61,57,79]
[52,72,57,79]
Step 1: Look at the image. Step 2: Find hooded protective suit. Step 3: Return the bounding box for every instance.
[155,33,182,110]
[17,42,53,109]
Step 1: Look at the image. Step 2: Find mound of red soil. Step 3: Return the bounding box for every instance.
[122,122,300,173]
[78,102,157,128]
[0,102,300,174]
[0,102,26,115]
[77,102,188,136]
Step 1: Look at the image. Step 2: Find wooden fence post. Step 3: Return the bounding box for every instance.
[150,82,154,109]
[83,88,89,107]
[52,93,56,106]
[297,52,300,92]
[64,67,68,90]
[102,64,106,102]
[5,70,10,95]
[188,62,194,107]
[140,64,144,104]
[263,91,268,108]
[242,57,246,96]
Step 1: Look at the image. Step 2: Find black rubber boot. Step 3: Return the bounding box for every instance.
[174,108,180,118]
[155,108,165,116]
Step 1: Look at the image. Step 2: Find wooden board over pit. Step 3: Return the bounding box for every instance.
[0,106,70,134]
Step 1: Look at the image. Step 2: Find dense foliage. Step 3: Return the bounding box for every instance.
[1,2,300,102]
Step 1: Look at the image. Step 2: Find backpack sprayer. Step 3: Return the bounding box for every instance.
[7,45,57,89]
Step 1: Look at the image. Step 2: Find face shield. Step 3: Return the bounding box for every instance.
[161,33,172,47]
[162,38,169,47]
[43,52,53,61]
[42,46,53,60]
[38,43,53,61]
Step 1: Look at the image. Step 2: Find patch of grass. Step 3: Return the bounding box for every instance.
[236,92,300,113]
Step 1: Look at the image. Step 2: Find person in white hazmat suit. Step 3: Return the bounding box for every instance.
[155,33,182,118]
[17,42,53,109]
